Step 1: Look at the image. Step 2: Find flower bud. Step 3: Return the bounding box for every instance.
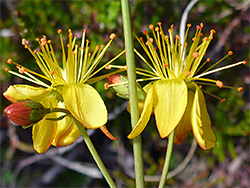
[108,75,146,100]
[4,100,48,126]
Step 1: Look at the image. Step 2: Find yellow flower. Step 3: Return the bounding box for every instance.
[127,23,246,150]
[4,29,121,153]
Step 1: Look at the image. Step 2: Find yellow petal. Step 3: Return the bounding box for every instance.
[52,116,80,147]
[191,85,216,150]
[127,85,154,139]
[174,91,194,144]
[154,79,187,138]
[62,84,107,129]
[3,84,51,103]
[32,115,57,153]
[127,82,154,114]
[32,95,58,153]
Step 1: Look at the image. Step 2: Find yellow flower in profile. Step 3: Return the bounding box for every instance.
[128,23,246,150]
[4,29,121,153]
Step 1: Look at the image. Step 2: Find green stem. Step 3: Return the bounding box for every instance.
[158,130,175,188]
[121,0,145,187]
[72,117,117,188]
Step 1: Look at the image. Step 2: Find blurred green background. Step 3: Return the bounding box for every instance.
[0,0,249,187]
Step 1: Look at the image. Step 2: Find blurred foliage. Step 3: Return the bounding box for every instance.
[0,0,249,187]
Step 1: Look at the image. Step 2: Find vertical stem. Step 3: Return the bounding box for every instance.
[158,130,175,188]
[121,0,145,187]
[73,117,117,188]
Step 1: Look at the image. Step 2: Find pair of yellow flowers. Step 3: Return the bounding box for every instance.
[4,24,246,153]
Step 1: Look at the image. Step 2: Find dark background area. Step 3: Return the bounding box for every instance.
[0,0,249,187]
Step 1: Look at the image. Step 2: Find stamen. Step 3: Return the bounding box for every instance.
[5,68,9,72]
[228,51,233,55]
[149,24,154,30]
[157,22,162,26]
[243,60,247,65]
[216,80,223,88]
[187,23,192,28]
[58,29,62,34]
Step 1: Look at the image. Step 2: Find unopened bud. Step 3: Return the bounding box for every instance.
[108,75,146,100]
[4,100,48,126]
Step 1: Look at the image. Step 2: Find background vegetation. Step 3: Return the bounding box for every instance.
[0,0,249,187]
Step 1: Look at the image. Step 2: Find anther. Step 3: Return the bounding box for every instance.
[69,32,73,38]
[170,24,174,28]
[200,23,204,28]
[210,29,216,35]
[110,33,116,39]
[207,58,210,62]
[7,59,12,64]
[176,35,180,40]
[155,27,159,32]
[143,30,149,35]
[24,45,28,49]
[185,71,191,76]
[68,29,72,33]
[105,65,112,70]
[121,65,127,70]
[216,80,224,88]
[84,29,87,33]
[149,38,153,43]
[187,23,192,28]
[5,68,9,72]
[196,25,201,30]
[237,87,243,92]
[243,60,247,65]
[58,29,62,34]
[86,39,90,43]
[200,33,203,37]
[199,85,202,89]
[47,40,51,44]
[36,38,40,42]
[228,51,233,55]
[96,45,99,50]
[22,39,26,45]
[33,50,37,54]
[220,98,226,103]
[193,52,199,58]
[165,35,169,39]
[50,70,54,75]
[67,44,70,48]
[100,44,104,48]
[160,31,164,35]
[104,83,109,90]
[139,37,143,41]
[203,37,208,41]
[149,24,154,30]
[18,67,26,74]
[157,22,162,26]
[146,41,150,45]
[164,64,168,67]
[88,52,91,57]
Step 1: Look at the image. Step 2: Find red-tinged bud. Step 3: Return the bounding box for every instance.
[108,75,146,100]
[4,100,48,126]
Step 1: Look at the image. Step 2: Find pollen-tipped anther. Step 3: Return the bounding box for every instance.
[57,29,62,34]
[22,39,26,45]
[193,52,199,58]
[149,24,154,30]
[110,33,116,40]
[185,71,191,76]
[18,67,26,74]
[187,23,192,28]
[104,83,109,90]
[216,80,224,88]
[105,65,112,70]
[7,59,12,64]
[220,98,226,103]
[243,60,247,65]
[157,22,162,26]
[50,70,54,75]
[210,29,216,35]
[237,87,243,92]
[207,58,210,62]
[5,68,9,72]
[228,51,233,55]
